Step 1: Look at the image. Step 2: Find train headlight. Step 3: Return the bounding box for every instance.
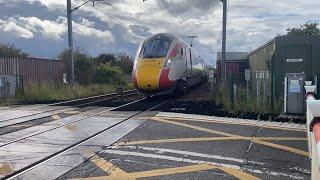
[164,59,172,67]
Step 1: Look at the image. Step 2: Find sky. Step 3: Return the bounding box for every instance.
[0,0,319,67]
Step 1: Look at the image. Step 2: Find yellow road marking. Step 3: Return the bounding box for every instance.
[219,166,260,180]
[257,137,307,141]
[119,136,307,146]
[151,117,309,157]
[151,117,237,137]
[130,164,217,178]
[251,139,309,156]
[52,115,61,120]
[119,137,244,145]
[65,124,77,131]
[89,155,131,180]
[65,111,80,115]
[156,115,306,132]
[72,157,259,180]
[0,163,12,176]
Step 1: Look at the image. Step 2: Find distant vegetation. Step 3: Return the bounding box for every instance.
[0,42,29,57]
[58,48,133,86]
[0,44,134,103]
[286,21,320,36]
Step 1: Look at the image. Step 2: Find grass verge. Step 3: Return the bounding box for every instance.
[0,83,133,105]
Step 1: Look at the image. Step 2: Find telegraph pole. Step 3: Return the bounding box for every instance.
[67,0,74,85]
[221,0,227,83]
[187,35,198,47]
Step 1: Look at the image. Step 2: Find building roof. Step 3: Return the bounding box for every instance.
[217,52,249,61]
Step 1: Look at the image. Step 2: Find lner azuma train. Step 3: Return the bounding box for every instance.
[132,33,209,96]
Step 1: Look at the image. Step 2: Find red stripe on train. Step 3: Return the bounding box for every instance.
[159,68,173,89]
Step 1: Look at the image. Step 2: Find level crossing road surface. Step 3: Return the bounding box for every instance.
[0,105,310,180]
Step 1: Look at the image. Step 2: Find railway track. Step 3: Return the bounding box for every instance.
[0,96,171,179]
[0,90,138,135]
[0,89,137,119]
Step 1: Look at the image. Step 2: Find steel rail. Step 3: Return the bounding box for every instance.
[4,98,171,180]
[0,96,146,148]
[0,89,136,112]
[0,91,138,132]
[0,90,137,123]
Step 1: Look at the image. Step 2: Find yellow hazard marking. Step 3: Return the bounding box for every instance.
[72,156,260,180]
[52,115,61,120]
[151,117,309,157]
[65,111,80,115]
[251,139,309,156]
[129,164,217,178]
[219,166,260,180]
[65,124,77,131]
[119,136,307,146]
[257,137,307,141]
[156,115,306,132]
[89,155,131,180]
[151,117,237,137]
[0,163,12,176]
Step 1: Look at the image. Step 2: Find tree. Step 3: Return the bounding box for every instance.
[93,63,126,85]
[96,52,133,74]
[58,48,94,84]
[96,53,116,65]
[113,53,133,74]
[0,43,29,57]
[286,21,320,36]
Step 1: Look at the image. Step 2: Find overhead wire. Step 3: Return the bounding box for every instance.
[117,0,170,33]
[159,0,192,37]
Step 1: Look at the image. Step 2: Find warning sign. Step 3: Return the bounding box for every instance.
[289,80,300,93]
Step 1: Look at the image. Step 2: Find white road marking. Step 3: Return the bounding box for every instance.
[156,112,306,130]
[102,149,304,179]
[111,145,264,165]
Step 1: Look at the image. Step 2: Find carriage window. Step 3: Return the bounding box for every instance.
[140,39,171,58]
[181,48,183,56]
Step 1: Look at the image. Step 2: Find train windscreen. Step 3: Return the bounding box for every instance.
[140,38,171,58]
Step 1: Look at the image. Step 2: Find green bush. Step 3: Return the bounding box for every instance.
[94,63,126,85]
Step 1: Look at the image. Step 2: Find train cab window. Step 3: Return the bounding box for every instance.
[181,48,183,56]
[140,38,171,58]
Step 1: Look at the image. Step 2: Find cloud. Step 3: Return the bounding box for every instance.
[20,16,66,40]
[0,18,34,39]
[1,0,320,65]
[0,15,114,44]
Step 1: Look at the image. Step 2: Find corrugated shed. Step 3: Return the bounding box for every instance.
[0,56,65,85]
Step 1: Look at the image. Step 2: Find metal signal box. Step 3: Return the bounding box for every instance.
[284,73,305,114]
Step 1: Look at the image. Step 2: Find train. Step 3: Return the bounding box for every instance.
[132,33,209,96]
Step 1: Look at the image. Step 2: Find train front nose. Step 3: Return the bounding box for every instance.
[134,58,164,91]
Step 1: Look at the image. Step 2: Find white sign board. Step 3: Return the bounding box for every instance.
[286,58,303,63]
[245,69,250,81]
[289,79,300,93]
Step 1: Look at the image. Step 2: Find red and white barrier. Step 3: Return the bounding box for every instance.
[305,81,320,180]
